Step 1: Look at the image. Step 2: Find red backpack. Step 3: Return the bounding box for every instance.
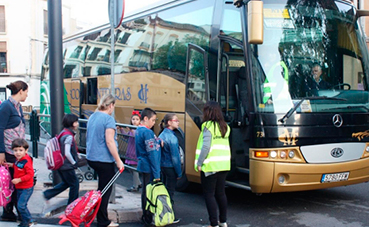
[44,130,74,170]
[59,190,102,227]
[0,165,14,207]
[59,170,123,227]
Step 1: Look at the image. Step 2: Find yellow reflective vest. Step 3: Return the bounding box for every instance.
[194,121,231,172]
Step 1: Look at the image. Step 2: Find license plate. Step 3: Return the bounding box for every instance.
[321,172,349,183]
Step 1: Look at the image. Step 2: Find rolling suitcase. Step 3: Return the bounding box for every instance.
[59,169,123,227]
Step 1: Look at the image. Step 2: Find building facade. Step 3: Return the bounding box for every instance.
[0,0,76,107]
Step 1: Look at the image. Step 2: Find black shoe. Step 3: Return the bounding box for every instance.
[1,215,17,222]
[127,186,139,192]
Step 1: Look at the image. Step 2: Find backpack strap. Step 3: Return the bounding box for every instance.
[85,198,102,227]
[57,129,78,153]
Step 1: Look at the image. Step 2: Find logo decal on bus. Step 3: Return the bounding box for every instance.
[332,114,343,128]
[278,128,298,146]
[138,84,148,104]
[352,130,369,141]
[331,148,344,158]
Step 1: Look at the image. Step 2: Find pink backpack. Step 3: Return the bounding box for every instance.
[0,165,14,207]
[44,130,74,170]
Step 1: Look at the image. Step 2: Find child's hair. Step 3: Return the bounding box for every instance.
[203,101,228,138]
[131,110,141,125]
[160,113,176,130]
[62,114,79,128]
[140,108,156,121]
[6,81,28,95]
[98,94,115,111]
[11,138,29,150]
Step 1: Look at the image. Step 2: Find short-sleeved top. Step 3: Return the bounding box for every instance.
[86,111,117,163]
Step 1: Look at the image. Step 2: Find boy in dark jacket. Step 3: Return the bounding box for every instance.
[135,108,161,217]
[7,138,34,227]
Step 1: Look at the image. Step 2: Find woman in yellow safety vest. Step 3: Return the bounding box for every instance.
[194,101,231,227]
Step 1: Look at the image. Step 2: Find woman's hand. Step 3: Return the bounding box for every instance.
[5,162,13,168]
[197,166,202,172]
[0,153,5,165]
[116,160,124,172]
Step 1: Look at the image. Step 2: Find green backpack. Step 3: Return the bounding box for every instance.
[144,181,175,226]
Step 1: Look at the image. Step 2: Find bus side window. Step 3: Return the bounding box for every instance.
[87,78,97,104]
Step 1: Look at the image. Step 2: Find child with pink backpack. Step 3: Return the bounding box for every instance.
[6,138,35,227]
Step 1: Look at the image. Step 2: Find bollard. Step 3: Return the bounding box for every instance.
[30,109,39,158]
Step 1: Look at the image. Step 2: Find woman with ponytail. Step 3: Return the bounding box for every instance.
[86,94,124,227]
[0,80,28,222]
[158,113,182,223]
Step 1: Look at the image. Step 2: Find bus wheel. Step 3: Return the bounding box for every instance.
[176,146,190,192]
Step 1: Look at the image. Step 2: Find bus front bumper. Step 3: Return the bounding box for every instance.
[249,158,369,193]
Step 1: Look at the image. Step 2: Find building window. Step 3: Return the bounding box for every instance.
[44,10,48,35]
[0,52,7,73]
[0,41,7,73]
[0,6,5,32]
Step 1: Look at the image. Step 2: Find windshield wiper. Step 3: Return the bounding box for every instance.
[278,96,347,123]
[321,105,369,112]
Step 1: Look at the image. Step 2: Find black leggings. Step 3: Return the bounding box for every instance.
[201,171,228,227]
[87,160,115,227]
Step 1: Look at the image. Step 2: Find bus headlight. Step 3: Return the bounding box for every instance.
[270,151,277,158]
[278,175,285,184]
[280,151,287,159]
[366,146,369,152]
[288,150,295,158]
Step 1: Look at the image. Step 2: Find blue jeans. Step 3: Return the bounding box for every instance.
[17,187,34,227]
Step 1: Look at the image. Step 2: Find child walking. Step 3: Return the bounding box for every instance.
[122,110,142,192]
[159,113,182,224]
[43,114,80,205]
[7,138,35,227]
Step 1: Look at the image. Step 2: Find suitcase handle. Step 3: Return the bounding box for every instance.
[101,169,122,196]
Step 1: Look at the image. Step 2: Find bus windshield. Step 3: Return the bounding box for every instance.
[251,0,369,114]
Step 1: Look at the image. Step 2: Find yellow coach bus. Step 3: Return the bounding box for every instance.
[41,0,369,193]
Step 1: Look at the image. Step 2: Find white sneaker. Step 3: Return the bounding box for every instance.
[219,222,228,227]
[108,221,119,227]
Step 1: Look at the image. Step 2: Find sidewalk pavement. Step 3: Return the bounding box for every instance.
[0,157,142,226]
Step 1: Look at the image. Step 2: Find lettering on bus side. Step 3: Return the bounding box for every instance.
[98,87,132,101]
[278,128,298,146]
[69,89,80,100]
[138,84,148,104]
[115,87,131,101]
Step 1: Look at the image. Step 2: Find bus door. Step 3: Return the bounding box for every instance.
[184,43,209,184]
[218,36,251,189]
